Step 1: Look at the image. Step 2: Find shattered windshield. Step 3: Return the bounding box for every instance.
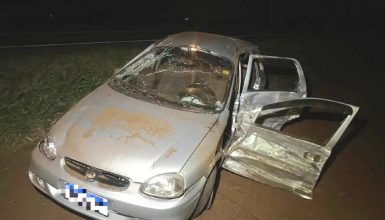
[109,46,233,112]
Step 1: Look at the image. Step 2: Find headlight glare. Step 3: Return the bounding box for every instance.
[38,136,57,160]
[140,173,185,199]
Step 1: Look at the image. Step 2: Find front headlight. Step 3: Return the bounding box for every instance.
[38,136,57,160]
[140,173,185,199]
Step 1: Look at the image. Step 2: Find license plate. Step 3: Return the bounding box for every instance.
[63,183,109,216]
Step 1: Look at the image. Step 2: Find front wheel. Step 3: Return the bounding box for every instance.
[192,165,218,218]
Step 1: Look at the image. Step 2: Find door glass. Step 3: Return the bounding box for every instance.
[249,58,300,92]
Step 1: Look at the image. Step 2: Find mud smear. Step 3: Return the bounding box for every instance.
[82,127,95,139]
[90,107,173,147]
[163,147,177,159]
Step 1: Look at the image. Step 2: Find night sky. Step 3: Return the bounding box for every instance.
[1,0,384,33]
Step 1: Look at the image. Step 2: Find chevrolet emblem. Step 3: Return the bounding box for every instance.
[85,169,97,182]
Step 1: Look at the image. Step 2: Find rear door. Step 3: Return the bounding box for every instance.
[223,97,358,198]
[232,54,307,135]
[239,54,307,108]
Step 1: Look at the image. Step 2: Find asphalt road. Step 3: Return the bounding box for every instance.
[0,31,384,220]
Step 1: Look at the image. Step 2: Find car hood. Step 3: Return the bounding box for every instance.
[51,83,219,183]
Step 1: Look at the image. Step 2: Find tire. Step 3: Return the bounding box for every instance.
[192,165,218,218]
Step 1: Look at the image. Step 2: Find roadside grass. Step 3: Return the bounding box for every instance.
[0,43,147,150]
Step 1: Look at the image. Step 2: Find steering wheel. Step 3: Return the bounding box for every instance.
[179,83,217,106]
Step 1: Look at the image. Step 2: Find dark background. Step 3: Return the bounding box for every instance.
[1,0,384,34]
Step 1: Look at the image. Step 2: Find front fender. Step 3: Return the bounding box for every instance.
[179,111,228,189]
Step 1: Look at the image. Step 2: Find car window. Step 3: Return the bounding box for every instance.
[248,58,300,92]
[109,46,233,112]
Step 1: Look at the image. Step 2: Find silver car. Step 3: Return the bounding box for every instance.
[28,32,359,220]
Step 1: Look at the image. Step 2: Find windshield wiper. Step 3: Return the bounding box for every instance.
[118,82,159,101]
[151,92,213,112]
[111,79,212,112]
[148,92,193,108]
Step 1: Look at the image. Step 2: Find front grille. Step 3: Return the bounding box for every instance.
[65,157,130,187]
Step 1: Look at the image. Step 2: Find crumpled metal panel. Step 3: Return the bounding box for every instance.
[223,125,330,199]
[223,98,359,199]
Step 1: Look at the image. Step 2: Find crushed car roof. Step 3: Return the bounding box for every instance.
[155,32,255,61]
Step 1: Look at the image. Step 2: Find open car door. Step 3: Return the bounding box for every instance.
[223,98,359,199]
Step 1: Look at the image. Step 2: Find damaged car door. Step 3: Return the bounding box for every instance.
[224,54,359,199]
[232,54,307,133]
